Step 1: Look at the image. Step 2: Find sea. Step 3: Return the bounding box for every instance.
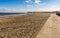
[0,13,25,17]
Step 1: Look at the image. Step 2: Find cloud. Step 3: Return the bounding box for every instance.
[24,4,60,12]
[25,1,29,3]
[27,5,32,7]
[38,5,60,11]
[35,0,41,4]
[25,0,32,3]
[25,0,42,7]
[20,0,60,12]
[0,8,10,12]
[0,8,18,12]
[49,5,60,11]
[25,0,41,4]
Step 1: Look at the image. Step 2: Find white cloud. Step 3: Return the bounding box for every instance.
[25,0,41,4]
[27,5,32,7]
[22,0,60,12]
[25,0,42,7]
[24,4,60,12]
[25,0,32,3]
[38,5,60,11]
[35,0,41,4]
[0,8,18,12]
[25,1,30,3]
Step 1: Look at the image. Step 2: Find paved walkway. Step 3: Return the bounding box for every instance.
[36,13,60,38]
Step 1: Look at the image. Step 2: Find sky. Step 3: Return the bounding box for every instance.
[0,0,60,12]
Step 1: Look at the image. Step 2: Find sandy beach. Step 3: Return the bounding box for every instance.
[0,13,50,38]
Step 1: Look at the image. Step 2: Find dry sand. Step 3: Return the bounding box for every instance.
[36,13,60,38]
[0,13,50,38]
[1,13,60,38]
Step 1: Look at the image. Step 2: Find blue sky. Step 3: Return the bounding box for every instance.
[0,0,60,12]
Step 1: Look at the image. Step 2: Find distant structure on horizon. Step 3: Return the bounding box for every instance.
[27,11,57,14]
